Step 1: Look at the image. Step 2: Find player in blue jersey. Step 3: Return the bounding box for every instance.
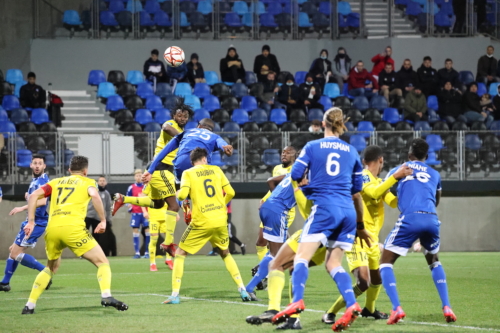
[380,138,457,325]
[0,154,50,292]
[244,146,298,305]
[272,108,372,332]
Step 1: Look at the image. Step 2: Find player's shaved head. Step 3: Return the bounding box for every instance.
[364,145,383,163]
[198,118,215,132]
[69,155,89,172]
[190,147,208,164]
[409,138,429,161]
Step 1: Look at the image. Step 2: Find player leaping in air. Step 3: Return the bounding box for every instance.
[162,148,250,304]
[380,138,457,325]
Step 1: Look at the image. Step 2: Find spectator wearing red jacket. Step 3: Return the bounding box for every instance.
[348,61,379,98]
[371,46,395,78]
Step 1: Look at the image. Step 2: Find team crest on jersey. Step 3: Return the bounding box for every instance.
[362,174,370,184]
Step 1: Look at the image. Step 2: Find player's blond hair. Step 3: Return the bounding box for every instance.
[134,169,142,174]
[323,107,347,135]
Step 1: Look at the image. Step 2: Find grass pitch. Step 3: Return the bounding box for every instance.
[0,252,499,333]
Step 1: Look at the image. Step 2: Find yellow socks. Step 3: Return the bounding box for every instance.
[222,254,245,289]
[124,195,156,208]
[365,284,382,313]
[256,246,267,261]
[172,254,186,297]
[97,263,112,298]
[328,285,364,314]
[27,267,52,308]
[149,233,158,265]
[267,270,285,311]
[163,211,177,246]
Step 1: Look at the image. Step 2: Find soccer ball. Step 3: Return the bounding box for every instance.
[164,46,185,67]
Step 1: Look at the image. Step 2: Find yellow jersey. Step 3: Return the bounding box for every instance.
[154,120,183,165]
[178,165,233,229]
[361,169,398,242]
[262,164,296,223]
[142,184,167,220]
[44,175,98,228]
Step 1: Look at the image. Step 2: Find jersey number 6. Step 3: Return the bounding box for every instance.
[204,179,216,197]
[326,153,340,176]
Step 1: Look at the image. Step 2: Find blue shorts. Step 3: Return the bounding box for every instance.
[14,220,47,248]
[384,212,441,256]
[260,205,288,243]
[174,156,192,183]
[130,213,149,228]
[301,203,356,250]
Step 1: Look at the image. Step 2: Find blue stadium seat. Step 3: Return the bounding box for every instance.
[268,2,283,15]
[139,11,155,29]
[319,95,332,110]
[0,109,8,121]
[10,108,30,125]
[184,95,202,110]
[231,108,250,125]
[350,134,367,152]
[37,150,55,168]
[106,95,125,112]
[370,95,388,110]
[302,2,318,15]
[224,12,243,27]
[241,12,253,27]
[262,149,281,166]
[185,121,198,130]
[5,69,23,85]
[458,71,474,85]
[477,82,487,96]
[490,120,500,133]
[213,122,221,133]
[298,12,313,28]
[438,1,454,15]
[205,71,220,85]
[465,134,482,150]
[347,12,360,28]
[109,0,125,13]
[294,71,308,85]
[0,121,16,137]
[489,82,500,96]
[127,70,144,85]
[154,10,172,28]
[64,149,74,168]
[250,1,266,14]
[174,82,192,97]
[2,95,20,111]
[434,11,451,29]
[260,13,278,28]
[15,135,26,149]
[324,83,341,98]
[193,108,210,122]
[211,151,225,167]
[233,1,249,15]
[144,0,160,14]
[251,108,268,124]
[126,0,143,13]
[245,71,258,85]
[154,108,171,123]
[180,12,191,27]
[357,121,374,138]
[427,95,438,110]
[352,96,370,111]
[406,2,422,16]
[338,1,352,15]
[270,108,287,125]
[426,134,444,151]
[308,108,324,121]
[145,95,163,110]
[193,83,211,98]
[319,1,332,15]
[231,83,249,98]
[382,108,401,124]
[135,109,153,126]
[137,82,155,99]
[222,149,239,165]
[31,108,50,125]
[144,122,162,132]
[241,96,258,111]
[203,95,220,112]
[63,10,82,25]
[14,81,27,98]
[427,108,440,124]
[197,1,212,15]
[88,70,106,86]
[17,149,32,168]
[426,151,441,165]
[222,121,241,138]
[97,82,116,98]
[414,120,432,133]
[155,83,172,99]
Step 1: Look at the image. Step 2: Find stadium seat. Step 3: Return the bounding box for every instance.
[432,121,449,131]
[281,122,298,132]
[346,108,363,124]
[155,83,172,99]
[211,151,225,167]
[221,96,239,111]
[212,109,230,123]
[126,0,143,13]
[180,1,196,15]
[127,70,144,85]
[63,10,83,26]
[298,12,313,29]
[477,82,487,96]
[376,121,392,131]
[222,121,241,138]
[139,11,156,30]
[434,11,451,32]
[382,108,401,124]
[427,95,438,110]
[308,108,324,121]
[251,108,268,124]
[352,96,370,111]
[471,121,487,131]
[370,95,388,110]
[251,136,270,152]
[260,13,279,30]
[290,109,306,123]
[17,149,32,168]
[245,72,258,85]
[233,1,249,15]
[202,95,220,112]
[270,108,287,125]
[414,121,432,133]
[39,122,57,134]
[108,70,126,86]
[174,82,192,97]
[250,1,266,14]
[211,83,230,98]
[154,10,173,30]
[231,108,249,125]
[488,82,500,96]
[145,95,163,110]
[319,1,332,15]
[14,81,27,98]
[224,12,243,28]
[490,120,500,133]
[323,83,341,99]
[10,108,30,125]
[0,121,16,137]
[319,95,333,110]
[17,122,36,135]
[185,121,198,130]
[114,110,133,127]
[0,109,8,122]
[427,108,440,124]
[2,95,20,111]
[136,82,154,99]
[241,96,258,111]
[88,70,106,86]
[451,121,468,131]
[222,149,239,166]
[135,109,153,125]
[205,71,220,86]
[197,1,212,15]
[193,83,211,98]
[406,2,422,16]
[143,122,161,132]
[14,135,26,149]
[117,82,136,97]
[294,71,308,85]
[350,134,367,152]
[231,83,249,98]
[458,71,474,85]
[144,0,160,14]
[191,108,209,122]
[262,149,281,166]
[395,121,413,131]
[109,0,125,13]
[97,82,116,98]
[31,108,50,125]
[465,134,482,150]
[184,95,202,110]
[154,108,171,123]
[426,134,444,151]
[261,122,278,132]
[357,121,374,138]
[364,108,382,124]
[267,2,283,16]
[0,82,13,96]
[125,95,144,111]
[5,69,23,85]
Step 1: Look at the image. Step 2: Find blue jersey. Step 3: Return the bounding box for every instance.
[0,186,2,198]
[387,161,441,215]
[291,136,363,207]
[28,173,50,225]
[264,173,296,213]
[148,128,228,174]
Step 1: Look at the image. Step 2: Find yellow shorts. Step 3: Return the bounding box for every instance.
[345,242,381,272]
[149,219,166,234]
[45,225,98,260]
[148,170,176,200]
[286,230,327,266]
[179,225,229,255]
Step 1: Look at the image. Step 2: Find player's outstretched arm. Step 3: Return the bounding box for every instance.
[384,192,398,208]
[9,198,48,216]
[146,135,182,175]
[364,165,412,200]
[266,174,286,192]
[24,187,48,237]
[89,187,107,234]
[162,123,180,137]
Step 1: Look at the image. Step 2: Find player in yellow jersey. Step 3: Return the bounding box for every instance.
[322,146,412,324]
[21,155,128,314]
[112,99,193,257]
[162,148,251,304]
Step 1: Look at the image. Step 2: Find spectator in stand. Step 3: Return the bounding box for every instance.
[220,46,246,83]
[309,119,323,133]
[417,56,439,97]
[438,81,464,123]
[254,71,281,112]
[378,63,402,102]
[437,59,460,89]
[20,72,46,109]
[395,59,418,97]
[332,47,352,88]
[371,46,394,78]
[253,45,280,83]
[277,74,300,111]
[348,60,378,98]
[309,49,334,87]
[298,73,322,110]
[492,85,500,120]
[403,85,427,122]
[186,53,205,87]
[480,93,494,113]
[462,82,494,127]
[477,45,499,85]
[143,49,168,84]
[167,61,188,88]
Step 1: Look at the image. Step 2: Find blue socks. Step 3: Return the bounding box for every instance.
[1,258,19,284]
[329,266,356,308]
[291,259,309,302]
[19,253,45,271]
[133,233,140,254]
[245,254,273,293]
[430,261,451,308]
[380,263,401,310]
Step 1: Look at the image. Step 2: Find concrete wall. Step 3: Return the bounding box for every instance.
[0,196,498,260]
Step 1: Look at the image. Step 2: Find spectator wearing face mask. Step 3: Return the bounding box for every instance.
[254,71,281,112]
[371,46,395,78]
[298,73,322,110]
[278,74,300,111]
[332,47,352,88]
[309,119,323,133]
[220,46,246,83]
[253,45,280,83]
[438,81,465,124]
[403,85,427,122]
[186,53,206,87]
[477,45,499,85]
[309,49,334,87]
[348,61,378,98]
[462,82,494,127]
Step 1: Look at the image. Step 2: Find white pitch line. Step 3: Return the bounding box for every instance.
[3,293,499,332]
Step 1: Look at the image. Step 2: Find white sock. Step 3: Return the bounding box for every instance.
[26,301,36,310]
[171,291,179,297]
[101,291,111,298]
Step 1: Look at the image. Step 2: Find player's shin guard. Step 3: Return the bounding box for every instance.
[256,246,267,261]
[365,284,382,313]
[291,259,309,303]
[172,254,186,296]
[27,267,52,308]
[1,258,19,284]
[222,254,245,289]
[246,254,273,293]
[328,285,364,314]
[329,266,357,308]
[429,261,451,308]
[133,233,140,254]
[97,263,112,298]
[123,196,156,208]
[149,233,158,265]
[267,270,285,311]
[164,211,177,246]
[17,253,45,272]
[380,264,401,310]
